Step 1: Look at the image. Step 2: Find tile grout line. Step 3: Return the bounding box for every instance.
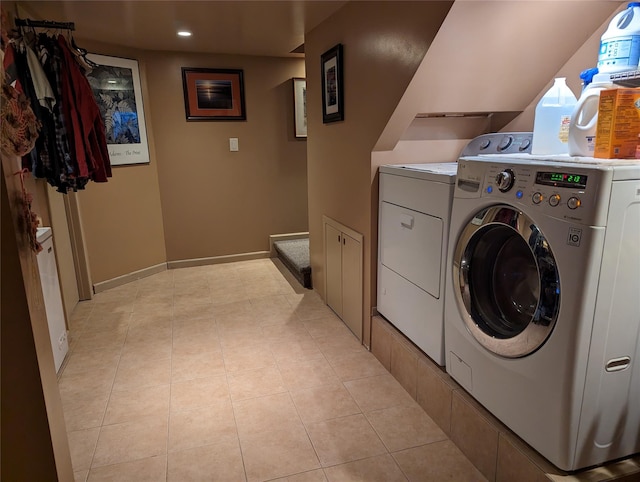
[165,271,176,482]
[215,264,250,482]
[87,290,137,476]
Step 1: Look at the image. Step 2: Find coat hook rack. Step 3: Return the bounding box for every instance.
[15,18,75,31]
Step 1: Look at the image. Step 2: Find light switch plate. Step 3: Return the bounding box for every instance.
[229,138,239,151]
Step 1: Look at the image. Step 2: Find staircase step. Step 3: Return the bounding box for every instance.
[273,238,311,289]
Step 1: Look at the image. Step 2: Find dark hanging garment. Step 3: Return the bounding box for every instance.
[5,40,76,192]
[11,43,56,181]
[56,35,111,183]
[36,34,77,190]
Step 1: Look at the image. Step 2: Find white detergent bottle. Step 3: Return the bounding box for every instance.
[597,2,640,74]
[568,73,615,157]
[531,77,578,155]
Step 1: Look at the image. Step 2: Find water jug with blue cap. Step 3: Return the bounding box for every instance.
[568,72,615,157]
[597,2,640,73]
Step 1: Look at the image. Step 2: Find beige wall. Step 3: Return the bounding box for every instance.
[65,41,308,283]
[504,3,624,133]
[42,39,168,285]
[305,1,453,346]
[79,162,167,283]
[376,0,621,152]
[144,51,307,262]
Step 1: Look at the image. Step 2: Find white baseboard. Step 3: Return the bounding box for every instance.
[269,232,309,257]
[167,251,271,270]
[93,262,168,293]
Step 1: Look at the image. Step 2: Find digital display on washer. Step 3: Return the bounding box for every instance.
[535,171,587,189]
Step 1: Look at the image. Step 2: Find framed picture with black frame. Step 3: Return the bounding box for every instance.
[181,68,246,121]
[321,44,344,124]
[86,54,150,165]
[292,77,307,138]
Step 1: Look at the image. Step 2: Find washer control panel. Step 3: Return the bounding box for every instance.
[455,157,612,226]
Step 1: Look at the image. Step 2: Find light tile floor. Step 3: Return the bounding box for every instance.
[63,259,486,482]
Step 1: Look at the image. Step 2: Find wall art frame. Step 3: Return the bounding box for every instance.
[292,77,307,138]
[321,44,344,124]
[86,54,150,166]
[181,68,246,121]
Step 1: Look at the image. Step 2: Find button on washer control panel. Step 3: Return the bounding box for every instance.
[567,197,581,210]
[549,194,561,207]
[532,192,543,204]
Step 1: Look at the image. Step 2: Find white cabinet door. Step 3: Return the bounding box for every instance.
[323,216,363,342]
[37,237,69,373]
[325,223,343,318]
[341,232,362,340]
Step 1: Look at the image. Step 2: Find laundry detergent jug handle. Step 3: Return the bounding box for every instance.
[572,89,602,132]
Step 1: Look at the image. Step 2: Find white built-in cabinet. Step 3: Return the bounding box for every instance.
[36,228,69,373]
[323,215,363,341]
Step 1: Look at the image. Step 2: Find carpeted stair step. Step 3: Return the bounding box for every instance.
[273,238,312,289]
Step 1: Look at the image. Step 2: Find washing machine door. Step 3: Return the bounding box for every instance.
[453,204,560,358]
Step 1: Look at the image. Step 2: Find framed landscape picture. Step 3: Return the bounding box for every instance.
[86,54,150,165]
[182,68,246,121]
[321,44,344,124]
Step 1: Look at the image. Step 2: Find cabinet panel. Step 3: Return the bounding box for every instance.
[37,236,69,373]
[342,233,362,340]
[325,223,343,317]
[323,216,363,342]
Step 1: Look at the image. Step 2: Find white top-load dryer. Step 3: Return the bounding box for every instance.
[378,163,457,365]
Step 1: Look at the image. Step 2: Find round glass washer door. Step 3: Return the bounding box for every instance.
[453,205,561,358]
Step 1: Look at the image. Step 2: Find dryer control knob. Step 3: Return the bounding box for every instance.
[495,169,515,192]
[532,192,543,204]
[549,194,561,207]
[497,135,513,151]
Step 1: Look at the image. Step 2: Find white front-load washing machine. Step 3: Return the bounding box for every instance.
[444,155,640,471]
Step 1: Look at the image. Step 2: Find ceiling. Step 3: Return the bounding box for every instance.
[15,1,347,57]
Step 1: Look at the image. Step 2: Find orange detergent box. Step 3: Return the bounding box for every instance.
[594,88,640,159]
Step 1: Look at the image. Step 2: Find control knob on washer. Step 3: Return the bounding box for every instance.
[495,169,515,192]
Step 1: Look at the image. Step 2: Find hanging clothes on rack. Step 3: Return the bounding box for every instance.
[4,38,57,182]
[56,34,111,183]
[3,18,111,193]
[36,33,77,189]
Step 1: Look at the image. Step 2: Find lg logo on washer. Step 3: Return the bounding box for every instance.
[567,227,582,247]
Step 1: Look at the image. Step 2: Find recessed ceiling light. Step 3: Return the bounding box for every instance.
[107,80,116,84]
[177,30,192,37]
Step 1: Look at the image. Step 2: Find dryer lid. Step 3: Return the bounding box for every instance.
[379,162,458,183]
